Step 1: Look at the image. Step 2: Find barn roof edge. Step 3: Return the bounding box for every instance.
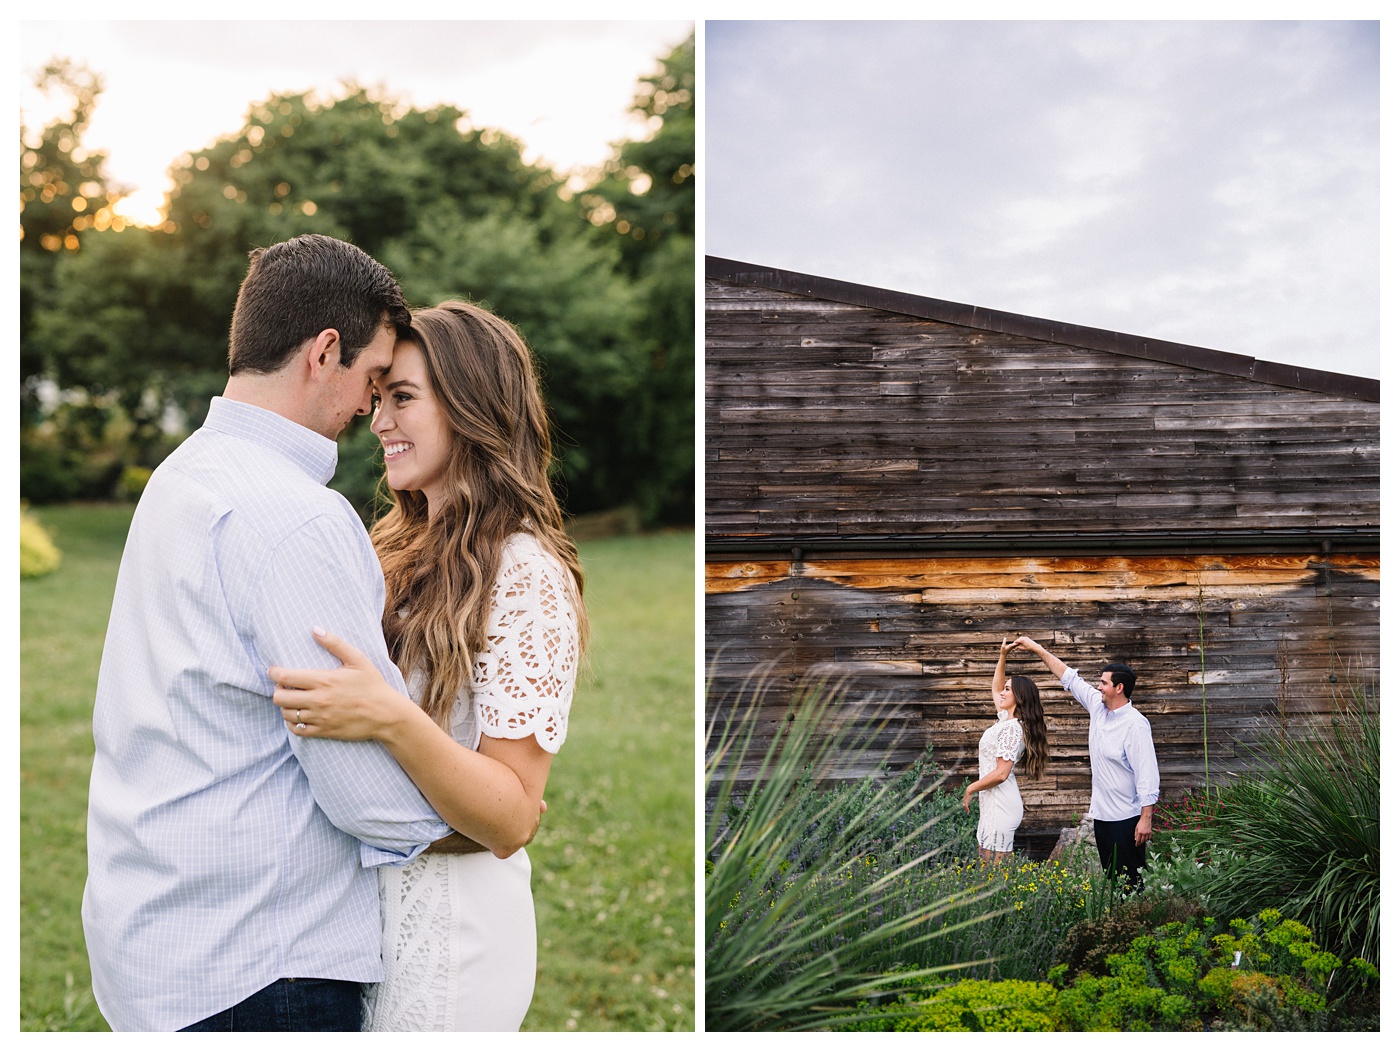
[705,257,1379,403]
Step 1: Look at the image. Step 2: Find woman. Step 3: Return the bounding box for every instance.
[267,301,586,1030]
[961,638,1048,862]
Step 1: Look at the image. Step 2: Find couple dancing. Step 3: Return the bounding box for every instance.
[962,636,1159,885]
[81,234,585,1031]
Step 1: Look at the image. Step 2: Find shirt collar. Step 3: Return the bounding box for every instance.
[202,397,339,485]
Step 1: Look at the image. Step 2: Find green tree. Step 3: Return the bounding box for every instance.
[578,32,695,523]
[583,33,695,269]
[20,60,126,356]
[20,60,136,500]
[25,43,695,525]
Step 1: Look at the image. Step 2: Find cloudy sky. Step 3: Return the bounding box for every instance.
[19,19,692,226]
[706,20,1379,380]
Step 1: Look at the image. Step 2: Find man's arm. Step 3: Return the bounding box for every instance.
[251,513,450,861]
[1127,718,1161,846]
[1015,635,1101,713]
[1135,804,1155,847]
[1014,636,1070,680]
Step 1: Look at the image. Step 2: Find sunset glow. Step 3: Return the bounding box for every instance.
[20,20,692,239]
[111,188,165,228]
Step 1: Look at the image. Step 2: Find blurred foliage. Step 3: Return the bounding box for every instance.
[579,34,695,522]
[20,33,694,526]
[20,506,62,579]
[20,61,125,424]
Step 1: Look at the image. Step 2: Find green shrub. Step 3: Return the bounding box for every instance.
[20,507,62,578]
[1158,695,1379,963]
[115,465,153,502]
[19,437,91,505]
[835,909,1377,1032]
[707,680,1137,1030]
[1051,910,1373,1031]
[922,854,1119,984]
[891,978,1059,1031]
[1055,894,1205,980]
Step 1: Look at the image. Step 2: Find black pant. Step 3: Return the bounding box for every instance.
[1094,816,1147,891]
[179,977,362,1032]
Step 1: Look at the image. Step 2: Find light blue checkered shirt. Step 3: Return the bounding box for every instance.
[81,397,451,1031]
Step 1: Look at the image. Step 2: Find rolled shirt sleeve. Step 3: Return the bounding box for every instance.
[1125,716,1161,809]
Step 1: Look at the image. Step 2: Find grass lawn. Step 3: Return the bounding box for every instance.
[19,504,695,1032]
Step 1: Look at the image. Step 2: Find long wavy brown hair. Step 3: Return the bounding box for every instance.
[1009,675,1049,780]
[370,301,587,727]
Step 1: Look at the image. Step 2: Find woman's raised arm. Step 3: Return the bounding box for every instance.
[992,636,1017,701]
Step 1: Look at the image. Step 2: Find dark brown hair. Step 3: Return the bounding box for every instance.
[371,301,587,727]
[228,234,411,375]
[1009,675,1049,781]
[1102,662,1137,698]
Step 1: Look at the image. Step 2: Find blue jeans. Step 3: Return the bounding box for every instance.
[179,977,362,1031]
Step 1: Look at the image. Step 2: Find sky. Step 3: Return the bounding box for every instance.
[19,19,693,226]
[706,20,1380,380]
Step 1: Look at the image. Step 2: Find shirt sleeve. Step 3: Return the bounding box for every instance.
[473,539,579,754]
[1126,714,1161,808]
[250,511,451,865]
[1060,666,1103,715]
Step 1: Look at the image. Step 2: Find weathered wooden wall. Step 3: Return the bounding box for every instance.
[707,282,1379,544]
[704,264,1380,830]
[705,552,1379,829]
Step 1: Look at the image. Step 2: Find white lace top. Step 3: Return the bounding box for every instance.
[408,532,579,753]
[977,713,1025,780]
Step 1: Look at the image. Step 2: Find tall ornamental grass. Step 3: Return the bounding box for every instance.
[705,682,1002,1031]
[1157,690,1379,965]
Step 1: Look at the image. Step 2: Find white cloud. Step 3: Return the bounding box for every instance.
[707,20,1379,379]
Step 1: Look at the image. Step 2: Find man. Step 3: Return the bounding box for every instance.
[82,234,452,1031]
[1013,636,1159,889]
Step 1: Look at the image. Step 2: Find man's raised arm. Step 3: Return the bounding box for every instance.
[1014,636,1070,680]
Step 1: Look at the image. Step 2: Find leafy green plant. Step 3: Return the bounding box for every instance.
[1050,910,1373,1031]
[838,910,1376,1032]
[1158,693,1379,963]
[20,505,62,578]
[115,465,152,502]
[879,978,1060,1031]
[1152,785,1229,835]
[1054,893,1205,981]
[916,853,1119,984]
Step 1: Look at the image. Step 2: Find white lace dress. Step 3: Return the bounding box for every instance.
[975,714,1025,853]
[362,533,579,1031]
